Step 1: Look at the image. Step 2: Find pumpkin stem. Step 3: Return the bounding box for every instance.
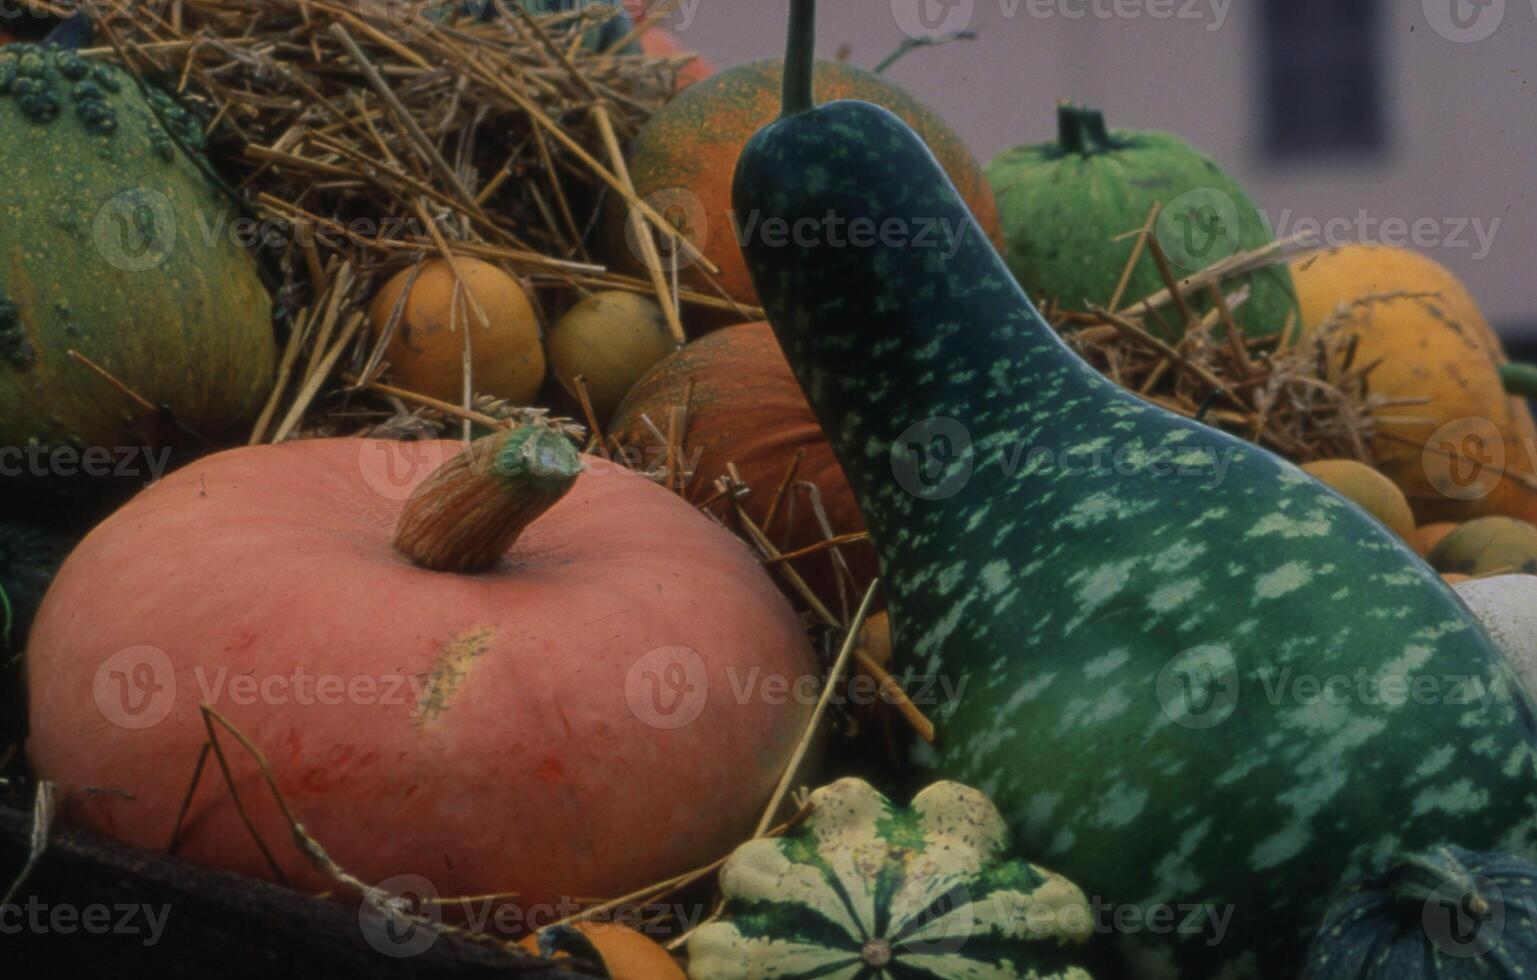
[1056,104,1117,157]
[1500,362,1537,400]
[782,0,816,118]
[393,426,583,574]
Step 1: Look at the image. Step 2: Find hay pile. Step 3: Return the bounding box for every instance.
[79,0,735,444]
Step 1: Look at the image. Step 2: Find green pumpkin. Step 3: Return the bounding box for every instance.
[1303,846,1537,978]
[987,104,1299,339]
[0,44,274,458]
[687,778,1099,979]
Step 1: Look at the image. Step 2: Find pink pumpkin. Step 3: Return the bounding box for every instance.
[27,428,816,913]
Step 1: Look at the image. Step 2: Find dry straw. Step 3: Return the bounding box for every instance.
[78,0,747,442]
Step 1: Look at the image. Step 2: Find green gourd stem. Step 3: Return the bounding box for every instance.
[1385,849,1487,916]
[782,0,816,117]
[1056,104,1115,156]
[394,426,583,574]
[1501,362,1537,400]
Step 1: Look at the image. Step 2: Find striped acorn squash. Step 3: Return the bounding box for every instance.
[1302,846,1537,978]
[686,778,1098,979]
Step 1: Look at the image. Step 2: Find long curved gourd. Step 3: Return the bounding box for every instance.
[732,3,1537,977]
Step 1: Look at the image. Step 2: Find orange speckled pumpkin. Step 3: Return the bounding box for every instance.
[607,59,1002,308]
[367,257,545,405]
[1293,245,1537,524]
[27,429,816,911]
[611,322,873,614]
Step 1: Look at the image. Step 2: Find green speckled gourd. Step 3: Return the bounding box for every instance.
[687,778,1100,979]
[732,4,1537,977]
[987,104,1299,339]
[1303,846,1537,978]
[0,44,274,457]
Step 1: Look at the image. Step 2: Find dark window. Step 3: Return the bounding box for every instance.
[1261,0,1385,159]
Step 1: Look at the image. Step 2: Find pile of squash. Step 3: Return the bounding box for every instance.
[11,4,1537,979]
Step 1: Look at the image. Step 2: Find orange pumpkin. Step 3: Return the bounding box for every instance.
[367,257,545,404]
[27,428,817,910]
[519,921,685,979]
[611,322,872,614]
[607,60,1002,308]
[1293,245,1537,523]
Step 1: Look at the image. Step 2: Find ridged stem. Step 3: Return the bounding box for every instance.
[1057,104,1116,157]
[782,0,816,117]
[393,426,583,574]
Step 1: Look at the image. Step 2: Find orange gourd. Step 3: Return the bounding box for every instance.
[1428,516,1537,577]
[548,291,677,421]
[607,60,1002,308]
[519,921,685,979]
[610,322,872,614]
[367,257,545,404]
[27,428,816,911]
[1293,245,1537,523]
[1300,459,1416,541]
[1409,522,1460,558]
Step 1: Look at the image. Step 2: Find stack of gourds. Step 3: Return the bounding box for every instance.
[12,3,1537,979]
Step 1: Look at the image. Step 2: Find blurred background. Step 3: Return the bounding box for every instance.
[667,0,1535,350]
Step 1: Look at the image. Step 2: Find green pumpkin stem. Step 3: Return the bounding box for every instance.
[1500,362,1537,400]
[393,426,583,574]
[1057,104,1116,157]
[782,0,817,117]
